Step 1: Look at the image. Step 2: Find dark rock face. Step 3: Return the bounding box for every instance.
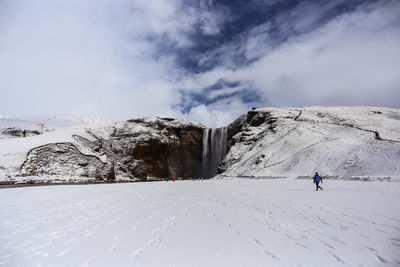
[117,119,204,178]
[2,128,42,138]
[227,110,278,149]
[227,114,247,143]
[218,109,280,174]
[247,110,277,129]
[19,117,205,181]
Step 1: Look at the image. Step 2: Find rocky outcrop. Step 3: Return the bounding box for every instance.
[17,117,205,182]
[1,128,42,138]
[20,143,115,181]
[109,118,205,179]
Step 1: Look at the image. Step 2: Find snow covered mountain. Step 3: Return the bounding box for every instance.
[0,106,399,184]
[220,106,400,180]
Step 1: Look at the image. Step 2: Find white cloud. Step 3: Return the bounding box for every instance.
[197,0,231,36]
[0,0,399,129]
[181,98,250,128]
[181,0,400,127]
[240,1,400,107]
[0,0,225,121]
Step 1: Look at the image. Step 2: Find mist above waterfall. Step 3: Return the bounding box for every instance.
[202,127,228,178]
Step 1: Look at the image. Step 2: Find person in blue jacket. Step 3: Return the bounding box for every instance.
[313,172,323,191]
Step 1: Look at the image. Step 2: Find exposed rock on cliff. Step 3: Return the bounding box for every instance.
[20,143,115,181]
[1,128,42,138]
[108,118,204,179]
[7,117,205,183]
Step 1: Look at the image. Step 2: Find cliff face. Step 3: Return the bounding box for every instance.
[220,106,400,178]
[3,117,205,183]
[110,118,204,179]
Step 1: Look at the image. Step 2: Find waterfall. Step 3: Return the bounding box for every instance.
[202,127,228,178]
[202,128,210,174]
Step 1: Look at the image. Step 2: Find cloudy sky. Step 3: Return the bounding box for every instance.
[0,0,399,127]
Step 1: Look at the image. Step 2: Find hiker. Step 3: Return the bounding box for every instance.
[173,177,176,182]
[313,172,323,191]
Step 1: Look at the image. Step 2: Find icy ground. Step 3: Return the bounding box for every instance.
[1,179,399,267]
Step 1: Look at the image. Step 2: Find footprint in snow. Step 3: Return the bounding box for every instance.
[109,245,118,252]
[330,236,347,245]
[146,237,161,246]
[300,234,309,240]
[295,242,312,251]
[151,228,160,235]
[365,246,378,252]
[166,216,177,226]
[391,241,400,248]
[232,229,241,236]
[375,254,389,263]
[84,230,95,237]
[65,238,79,245]
[252,238,262,245]
[131,249,143,259]
[375,228,387,234]
[284,233,294,240]
[79,256,95,267]
[56,249,70,257]
[114,232,124,239]
[320,241,335,250]
[262,249,279,260]
[323,250,343,263]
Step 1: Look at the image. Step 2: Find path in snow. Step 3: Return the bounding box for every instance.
[0,179,399,267]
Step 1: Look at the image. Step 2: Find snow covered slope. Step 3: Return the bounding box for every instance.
[1,179,399,266]
[0,115,114,182]
[221,106,400,180]
[0,114,111,133]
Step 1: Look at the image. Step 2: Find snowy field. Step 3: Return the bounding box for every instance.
[1,179,399,267]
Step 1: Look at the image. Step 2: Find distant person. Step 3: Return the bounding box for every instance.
[313,172,323,191]
[173,177,176,182]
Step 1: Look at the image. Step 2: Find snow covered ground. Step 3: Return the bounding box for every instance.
[1,178,399,267]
